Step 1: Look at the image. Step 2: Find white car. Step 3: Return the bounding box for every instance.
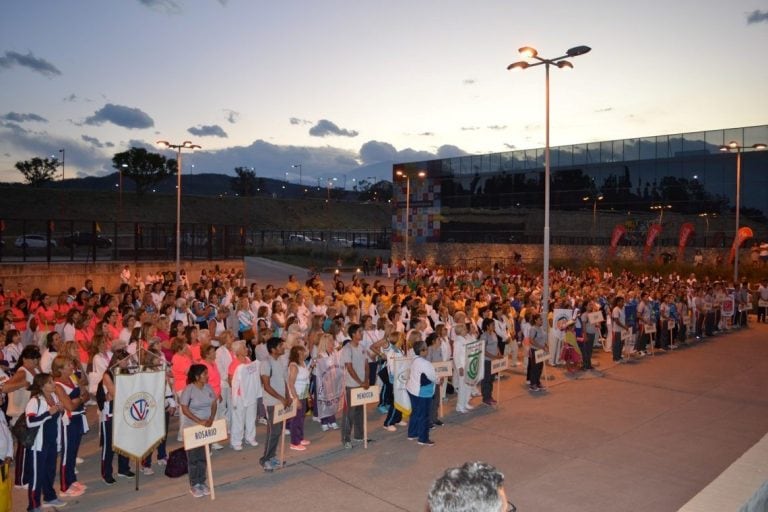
[288,234,314,243]
[330,237,353,247]
[15,234,57,248]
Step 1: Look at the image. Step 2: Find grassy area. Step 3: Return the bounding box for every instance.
[0,185,391,231]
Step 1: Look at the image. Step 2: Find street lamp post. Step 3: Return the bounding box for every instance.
[583,194,603,240]
[650,204,672,225]
[395,169,426,277]
[292,164,302,186]
[156,140,202,286]
[698,212,716,247]
[508,44,590,334]
[59,149,65,181]
[719,141,767,283]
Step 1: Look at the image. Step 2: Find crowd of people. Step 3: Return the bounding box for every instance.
[0,261,766,509]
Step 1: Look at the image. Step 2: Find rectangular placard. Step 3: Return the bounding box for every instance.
[643,323,656,334]
[490,357,509,374]
[183,418,228,450]
[667,320,675,331]
[534,349,550,364]
[759,299,768,308]
[350,385,380,407]
[273,400,297,424]
[432,361,453,378]
[587,311,604,325]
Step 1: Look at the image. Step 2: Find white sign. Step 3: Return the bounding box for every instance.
[667,320,676,331]
[350,385,380,407]
[759,299,768,308]
[490,357,510,374]
[273,400,297,424]
[644,323,656,334]
[534,349,550,364]
[432,361,453,378]
[183,418,228,450]
[721,296,734,317]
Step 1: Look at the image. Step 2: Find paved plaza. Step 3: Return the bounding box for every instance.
[9,259,768,512]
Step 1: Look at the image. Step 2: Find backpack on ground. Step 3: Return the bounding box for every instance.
[164,447,188,478]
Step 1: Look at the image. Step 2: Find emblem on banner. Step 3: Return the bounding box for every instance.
[123,392,158,428]
[467,351,480,380]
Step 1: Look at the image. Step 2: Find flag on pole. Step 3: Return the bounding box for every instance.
[393,356,412,416]
[316,353,343,420]
[113,370,166,459]
[464,340,485,386]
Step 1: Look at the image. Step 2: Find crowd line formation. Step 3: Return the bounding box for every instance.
[0,263,767,510]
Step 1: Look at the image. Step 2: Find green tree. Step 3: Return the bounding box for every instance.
[230,166,258,196]
[112,147,176,196]
[15,157,59,186]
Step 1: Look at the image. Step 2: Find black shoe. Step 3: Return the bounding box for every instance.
[433,419,444,427]
[118,470,135,478]
[103,476,117,485]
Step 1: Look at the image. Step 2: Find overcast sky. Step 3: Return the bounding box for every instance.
[1,0,766,184]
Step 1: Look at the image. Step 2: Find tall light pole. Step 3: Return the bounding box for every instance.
[508,44,591,333]
[157,140,202,286]
[719,141,767,283]
[292,164,302,186]
[395,169,426,277]
[583,194,603,240]
[59,148,65,181]
[698,212,716,247]
[650,204,672,225]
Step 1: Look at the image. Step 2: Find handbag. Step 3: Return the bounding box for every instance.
[11,400,40,448]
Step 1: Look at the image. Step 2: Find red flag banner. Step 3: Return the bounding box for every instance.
[608,224,627,257]
[677,223,695,261]
[642,223,663,261]
[728,226,753,265]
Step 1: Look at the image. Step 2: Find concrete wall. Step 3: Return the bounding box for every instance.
[0,260,244,294]
[392,242,738,270]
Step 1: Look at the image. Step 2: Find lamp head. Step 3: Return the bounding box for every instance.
[728,141,739,149]
[597,194,604,200]
[753,143,767,150]
[156,140,170,149]
[518,46,538,58]
[395,169,404,177]
[417,171,426,178]
[507,61,529,71]
[556,61,573,69]
[566,45,591,57]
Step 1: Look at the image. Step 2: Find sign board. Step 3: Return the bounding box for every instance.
[350,385,380,407]
[587,311,604,325]
[490,357,510,374]
[667,320,676,331]
[644,323,656,334]
[183,418,228,450]
[534,349,550,364]
[273,400,297,424]
[621,329,632,342]
[721,296,734,317]
[759,299,768,308]
[432,361,453,378]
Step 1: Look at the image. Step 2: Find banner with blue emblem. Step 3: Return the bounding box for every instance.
[113,370,166,459]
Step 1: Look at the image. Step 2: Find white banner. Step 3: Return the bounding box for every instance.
[464,340,485,386]
[393,357,412,416]
[316,353,344,420]
[721,295,734,318]
[113,371,166,459]
[553,309,574,330]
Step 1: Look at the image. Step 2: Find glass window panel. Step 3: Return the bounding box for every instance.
[683,131,706,153]
[573,144,587,165]
[600,141,615,162]
[705,130,724,153]
[639,137,656,160]
[723,127,742,146]
[744,125,768,146]
[669,135,683,157]
[624,139,639,161]
[587,142,600,163]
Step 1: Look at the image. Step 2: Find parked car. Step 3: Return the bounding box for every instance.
[15,234,57,249]
[330,236,353,248]
[287,234,314,243]
[352,235,369,248]
[61,232,113,248]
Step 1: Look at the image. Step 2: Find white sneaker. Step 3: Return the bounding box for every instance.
[311,416,320,423]
[321,424,330,432]
[330,422,339,430]
[141,466,154,476]
[231,445,243,451]
[211,443,224,450]
[383,425,396,432]
[258,418,268,425]
[247,440,259,447]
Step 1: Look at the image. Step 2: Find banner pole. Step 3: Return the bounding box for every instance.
[363,403,368,449]
[439,378,444,419]
[205,444,215,500]
[279,419,286,469]
[134,457,139,491]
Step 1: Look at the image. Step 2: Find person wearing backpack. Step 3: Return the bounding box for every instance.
[98,350,133,485]
[3,345,41,488]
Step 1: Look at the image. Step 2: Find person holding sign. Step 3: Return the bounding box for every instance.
[635,293,652,357]
[259,338,290,472]
[98,349,133,485]
[406,340,437,446]
[287,346,311,451]
[611,297,628,362]
[452,320,474,413]
[527,314,546,392]
[180,364,217,498]
[340,324,369,449]
[479,318,501,406]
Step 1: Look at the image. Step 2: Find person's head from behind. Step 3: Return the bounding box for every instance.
[427,461,511,512]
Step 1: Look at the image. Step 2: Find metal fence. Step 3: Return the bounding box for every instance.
[0,219,391,263]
